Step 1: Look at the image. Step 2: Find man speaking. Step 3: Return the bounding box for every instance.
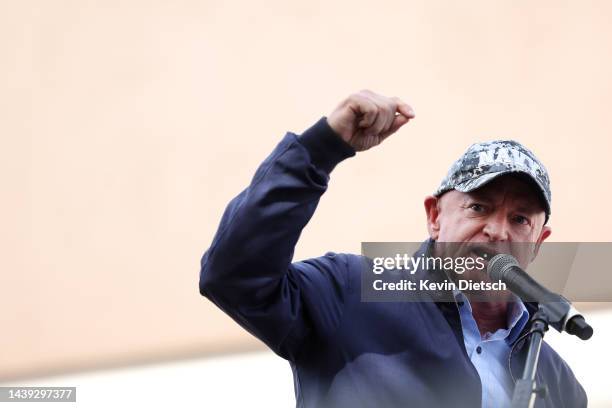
[199,90,587,407]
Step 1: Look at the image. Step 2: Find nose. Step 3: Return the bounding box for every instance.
[482,213,511,242]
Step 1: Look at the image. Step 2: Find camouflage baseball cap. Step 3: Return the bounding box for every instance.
[433,140,551,223]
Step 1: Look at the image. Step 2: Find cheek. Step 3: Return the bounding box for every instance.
[512,225,539,242]
[437,215,481,242]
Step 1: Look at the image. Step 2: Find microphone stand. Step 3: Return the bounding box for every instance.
[510,306,550,408]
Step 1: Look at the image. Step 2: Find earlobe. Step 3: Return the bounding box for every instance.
[531,225,552,261]
[424,196,441,240]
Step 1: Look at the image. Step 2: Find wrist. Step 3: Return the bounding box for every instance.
[297,117,356,173]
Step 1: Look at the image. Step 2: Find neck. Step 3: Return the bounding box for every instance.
[467,295,509,336]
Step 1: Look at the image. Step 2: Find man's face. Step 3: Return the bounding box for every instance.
[424,174,551,271]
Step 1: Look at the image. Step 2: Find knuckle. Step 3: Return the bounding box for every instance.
[348,92,367,105]
[365,101,379,113]
[344,94,357,105]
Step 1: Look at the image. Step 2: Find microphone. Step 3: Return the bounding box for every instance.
[488,253,593,340]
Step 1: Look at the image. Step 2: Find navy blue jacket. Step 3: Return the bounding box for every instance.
[199,117,587,408]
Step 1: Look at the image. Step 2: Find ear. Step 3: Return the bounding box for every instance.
[531,224,552,262]
[424,195,441,240]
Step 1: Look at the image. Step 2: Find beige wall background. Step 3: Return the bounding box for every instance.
[2,0,611,381]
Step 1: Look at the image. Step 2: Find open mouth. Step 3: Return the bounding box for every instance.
[470,246,496,261]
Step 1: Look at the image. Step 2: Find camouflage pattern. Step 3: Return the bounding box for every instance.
[433,140,551,222]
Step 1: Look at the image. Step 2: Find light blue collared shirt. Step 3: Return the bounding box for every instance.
[454,290,530,408]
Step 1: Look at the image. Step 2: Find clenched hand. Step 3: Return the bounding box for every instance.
[327,90,415,152]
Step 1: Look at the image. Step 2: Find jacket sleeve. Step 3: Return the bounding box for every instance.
[199,117,356,360]
[536,342,588,408]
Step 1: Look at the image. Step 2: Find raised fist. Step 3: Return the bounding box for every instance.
[327,90,415,152]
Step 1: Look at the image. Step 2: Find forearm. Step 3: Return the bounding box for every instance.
[199,117,355,306]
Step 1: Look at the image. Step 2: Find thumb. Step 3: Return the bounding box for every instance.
[381,113,411,139]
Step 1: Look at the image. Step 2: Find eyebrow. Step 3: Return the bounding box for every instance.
[465,192,542,213]
[464,191,493,202]
[513,205,542,214]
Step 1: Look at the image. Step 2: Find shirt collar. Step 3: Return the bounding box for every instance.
[453,289,529,344]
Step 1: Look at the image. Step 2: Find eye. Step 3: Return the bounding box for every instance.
[468,203,486,213]
[512,215,530,225]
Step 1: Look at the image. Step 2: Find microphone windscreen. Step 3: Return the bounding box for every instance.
[487,253,519,281]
